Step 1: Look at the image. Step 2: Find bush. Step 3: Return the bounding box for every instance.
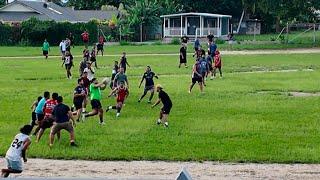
[119,41,130,46]
[170,38,180,45]
[153,40,162,45]
[215,39,225,44]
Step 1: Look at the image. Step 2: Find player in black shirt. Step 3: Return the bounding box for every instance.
[179,44,188,68]
[73,78,87,122]
[181,35,189,44]
[110,60,119,89]
[119,52,130,73]
[207,33,214,43]
[138,66,158,103]
[151,84,172,128]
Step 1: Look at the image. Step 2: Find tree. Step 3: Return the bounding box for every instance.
[125,0,161,41]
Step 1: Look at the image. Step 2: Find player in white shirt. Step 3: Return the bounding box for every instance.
[1,125,32,178]
[83,62,95,81]
[59,40,66,60]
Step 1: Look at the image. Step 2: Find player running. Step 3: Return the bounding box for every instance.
[97,35,105,56]
[106,82,129,117]
[33,91,50,136]
[189,59,204,93]
[138,65,158,103]
[62,51,74,79]
[213,50,223,78]
[1,125,32,178]
[36,93,59,142]
[151,85,173,128]
[90,45,98,68]
[110,60,119,89]
[73,78,87,122]
[82,78,107,125]
[30,96,42,129]
[119,52,130,73]
[113,67,129,88]
[83,62,95,81]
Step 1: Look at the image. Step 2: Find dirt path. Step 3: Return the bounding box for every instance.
[0,48,320,59]
[2,158,320,179]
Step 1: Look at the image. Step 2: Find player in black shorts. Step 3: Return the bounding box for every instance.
[151,84,172,128]
[189,59,203,93]
[138,66,158,103]
[73,78,87,122]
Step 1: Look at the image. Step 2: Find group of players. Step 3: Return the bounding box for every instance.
[2,33,225,178]
[180,34,223,93]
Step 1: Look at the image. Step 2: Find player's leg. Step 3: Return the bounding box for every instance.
[148,88,154,103]
[36,128,44,142]
[213,67,217,78]
[138,88,148,102]
[116,102,123,117]
[157,110,163,125]
[189,79,196,93]
[101,49,104,56]
[219,67,222,77]
[49,124,58,147]
[98,108,104,124]
[199,81,204,93]
[162,114,169,127]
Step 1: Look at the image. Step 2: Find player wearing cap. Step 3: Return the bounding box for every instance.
[151,84,172,128]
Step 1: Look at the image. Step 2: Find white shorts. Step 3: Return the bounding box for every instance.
[6,157,23,171]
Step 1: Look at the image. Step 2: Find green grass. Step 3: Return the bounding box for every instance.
[0,41,319,57]
[0,52,320,163]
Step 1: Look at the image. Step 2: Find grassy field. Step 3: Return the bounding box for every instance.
[0,42,319,57]
[0,50,320,163]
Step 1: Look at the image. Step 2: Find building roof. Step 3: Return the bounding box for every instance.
[0,0,118,23]
[160,12,232,18]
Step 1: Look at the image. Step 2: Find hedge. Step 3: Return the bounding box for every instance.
[0,18,111,46]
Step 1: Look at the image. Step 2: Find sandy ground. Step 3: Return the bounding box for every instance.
[0,48,320,59]
[2,158,320,179]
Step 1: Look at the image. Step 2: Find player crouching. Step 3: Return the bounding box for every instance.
[106,82,129,118]
[1,125,32,178]
[151,84,172,128]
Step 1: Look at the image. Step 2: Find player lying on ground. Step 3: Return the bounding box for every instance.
[1,125,32,178]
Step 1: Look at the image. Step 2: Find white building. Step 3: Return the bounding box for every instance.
[160,12,232,39]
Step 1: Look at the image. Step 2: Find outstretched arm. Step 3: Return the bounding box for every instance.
[108,88,118,97]
[139,76,144,88]
[151,99,161,108]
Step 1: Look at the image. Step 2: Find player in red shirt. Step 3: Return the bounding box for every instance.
[36,93,60,142]
[97,35,105,56]
[81,30,89,49]
[106,82,129,117]
[213,50,222,78]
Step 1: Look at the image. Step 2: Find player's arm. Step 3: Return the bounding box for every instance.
[22,138,31,162]
[151,99,161,108]
[126,79,129,89]
[126,60,130,67]
[154,72,159,79]
[193,64,202,77]
[138,75,144,88]
[108,88,117,97]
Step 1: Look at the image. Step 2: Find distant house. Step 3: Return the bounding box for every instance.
[160,12,232,40]
[0,0,118,23]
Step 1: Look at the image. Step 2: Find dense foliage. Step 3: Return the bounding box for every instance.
[67,0,320,33]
